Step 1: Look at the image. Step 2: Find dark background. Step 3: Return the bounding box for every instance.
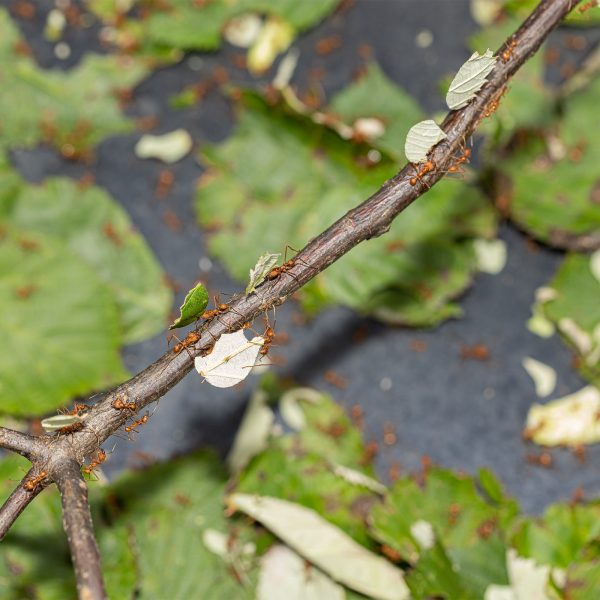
[4,0,600,514]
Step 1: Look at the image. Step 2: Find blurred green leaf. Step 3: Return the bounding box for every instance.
[169,282,208,330]
[110,450,256,599]
[197,97,496,326]
[567,559,600,599]
[0,8,147,156]
[328,62,423,163]
[3,176,172,345]
[0,227,127,416]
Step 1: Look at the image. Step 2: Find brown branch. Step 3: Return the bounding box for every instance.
[0,468,43,541]
[54,459,107,600]
[0,427,42,459]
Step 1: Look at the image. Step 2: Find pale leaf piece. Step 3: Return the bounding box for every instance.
[134,129,193,164]
[195,330,264,388]
[446,48,497,110]
[591,249,600,284]
[330,463,387,495]
[524,385,600,446]
[202,528,255,562]
[526,304,555,339]
[535,287,558,303]
[558,317,592,355]
[409,520,435,551]
[279,386,323,430]
[257,544,345,600]
[229,493,410,600]
[273,48,300,90]
[247,16,295,74]
[521,357,556,398]
[353,117,386,140]
[169,282,209,330]
[41,411,87,432]
[246,252,281,295]
[474,238,507,274]
[227,389,274,473]
[223,13,263,48]
[404,120,447,163]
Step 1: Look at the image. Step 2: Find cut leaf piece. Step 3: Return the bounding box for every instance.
[474,238,507,274]
[247,16,295,74]
[330,463,387,495]
[195,330,264,388]
[229,494,410,600]
[246,252,281,294]
[521,357,556,398]
[169,282,209,330]
[404,120,447,163]
[524,385,600,446]
[227,389,274,473]
[223,13,263,48]
[4,176,173,344]
[0,228,127,416]
[257,544,345,600]
[134,129,193,164]
[446,48,497,110]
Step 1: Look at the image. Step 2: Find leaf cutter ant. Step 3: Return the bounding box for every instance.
[115,411,150,442]
[82,442,117,481]
[244,315,280,368]
[502,39,518,62]
[265,246,317,289]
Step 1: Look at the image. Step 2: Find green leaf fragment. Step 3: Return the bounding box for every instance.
[446,48,497,110]
[246,252,281,294]
[169,282,209,329]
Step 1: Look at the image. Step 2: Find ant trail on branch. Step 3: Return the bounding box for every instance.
[244,314,280,369]
[82,442,117,481]
[111,387,138,418]
[502,39,518,62]
[266,246,317,290]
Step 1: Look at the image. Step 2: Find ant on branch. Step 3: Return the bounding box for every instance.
[502,39,518,62]
[25,469,51,493]
[266,246,317,289]
[115,411,150,442]
[111,388,138,418]
[82,443,117,481]
[199,293,244,329]
[409,160,436,189]
[244,315,280,368]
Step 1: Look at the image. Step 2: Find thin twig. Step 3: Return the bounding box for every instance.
[0,427,42,459]
[0,468,43,541]
[54,459,107,600]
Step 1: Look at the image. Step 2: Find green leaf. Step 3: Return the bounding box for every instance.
[0,227,127,416]
[109,450,256,599]
[567,559,600,599]
[197,97,496,327]
[0,8,148,154]
[328,62,423,163]
[542,254,600,382]
[3,176,173,345]
[246,252,281,295]
[169,282,209,329]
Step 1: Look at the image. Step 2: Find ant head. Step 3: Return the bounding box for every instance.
[266,327,274,337]
[463,148,471,158]
[40,471,47,478]
[219,303,228,311]
[410,177,417,185]
[76,407,89,419]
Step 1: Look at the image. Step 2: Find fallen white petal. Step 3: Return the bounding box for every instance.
[525,385,600,446]
[474,238,507,274]
[521,357,556,398]
[195,330,264,388]
[223,13,263,48]
[135,129,193,164]
[257,544,345,600]
[229,494,410,600]
[227,389,274,472]
[410,519,435,551]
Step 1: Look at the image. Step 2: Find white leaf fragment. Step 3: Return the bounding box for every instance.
[446,48,497,110]
[247,16,294,74]
[521,357,556,398]
[229,494,410,600]
[524,385,600,446]
[404,120,446,163]
[257,544,345,600]
[330,463,387,495]
[223,13,263,48]
[591,249,600,284]
[135,129,193,164]
[246,252,281,294]
[410,520,436,551]
[558,317,592,356]
[484,549,551,600]
[535,287,559,303]
[227,389,274,473]
[41,409,89,432]
[273,48,300,90]
[474,238,507,274]
[202,528,230,559]
[353,117,386,140]
[195,330,264,388]
[526,303,555,339]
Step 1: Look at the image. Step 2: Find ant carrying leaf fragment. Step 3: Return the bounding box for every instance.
[246,252,281,295]
[195,330,264,388]
[169,282,209,329]
[446,48,497,110]
[404,120,447,164]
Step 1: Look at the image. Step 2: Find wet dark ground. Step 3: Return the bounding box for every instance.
[4,0,600,514]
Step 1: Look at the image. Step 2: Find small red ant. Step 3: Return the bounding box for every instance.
[408,160,436,188]
[579,0,598,13]
[265,246,317,289]
[502,39,517,62]
[111,391,138,417]
[446,147,471,178]
[244,316,281,368]
[82,443,117,481]
[116,412,150,442]
[24,470,50,493]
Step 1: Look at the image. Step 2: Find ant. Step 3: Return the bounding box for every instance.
[244,316,280,368]
[82,443,117,481]
[446,147,471,178]
[24,469,51,493]
[120,411,150,442]
[579,0,598,13]
[265,246,317,288]
[199,293,243,329]
[111,389,138,418]
[502,39,517,62]
[408,160,436,188]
